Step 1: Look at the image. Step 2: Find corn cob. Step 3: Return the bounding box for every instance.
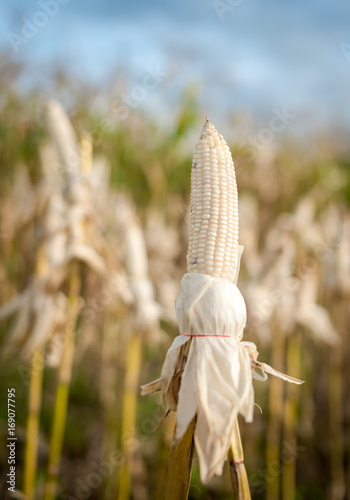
[187,117,239,281]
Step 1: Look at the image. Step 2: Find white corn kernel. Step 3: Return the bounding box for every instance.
[186,118,239,281]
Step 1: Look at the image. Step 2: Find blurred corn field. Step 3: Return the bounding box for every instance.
[0,65,350,500]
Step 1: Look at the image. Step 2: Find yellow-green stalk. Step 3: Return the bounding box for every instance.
[266,325,285,500]
[100,318,121,500]
[328,303,346,498]
[282,330,302,500]
[117,332,142,500]
[23,249,50,500]
[229,418,251,500]
[44,265,81,500]
[24,346,44,500]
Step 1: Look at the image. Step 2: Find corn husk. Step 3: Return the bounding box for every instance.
[142,254,303,483]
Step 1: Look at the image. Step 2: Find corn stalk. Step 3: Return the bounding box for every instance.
[117,331,143,500]
[24,346,44,500]
[165,417,196,500]
[44,265,81,500]
[266,323,285,500]
[282,330,302,500]
[229,418,251,500]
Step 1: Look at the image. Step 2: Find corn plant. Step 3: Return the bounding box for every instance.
[142,118,303,499]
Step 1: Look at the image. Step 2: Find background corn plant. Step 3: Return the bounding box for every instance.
[0,62,349,500]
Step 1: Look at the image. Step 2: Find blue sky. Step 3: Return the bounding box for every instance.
[1,0,350,134]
